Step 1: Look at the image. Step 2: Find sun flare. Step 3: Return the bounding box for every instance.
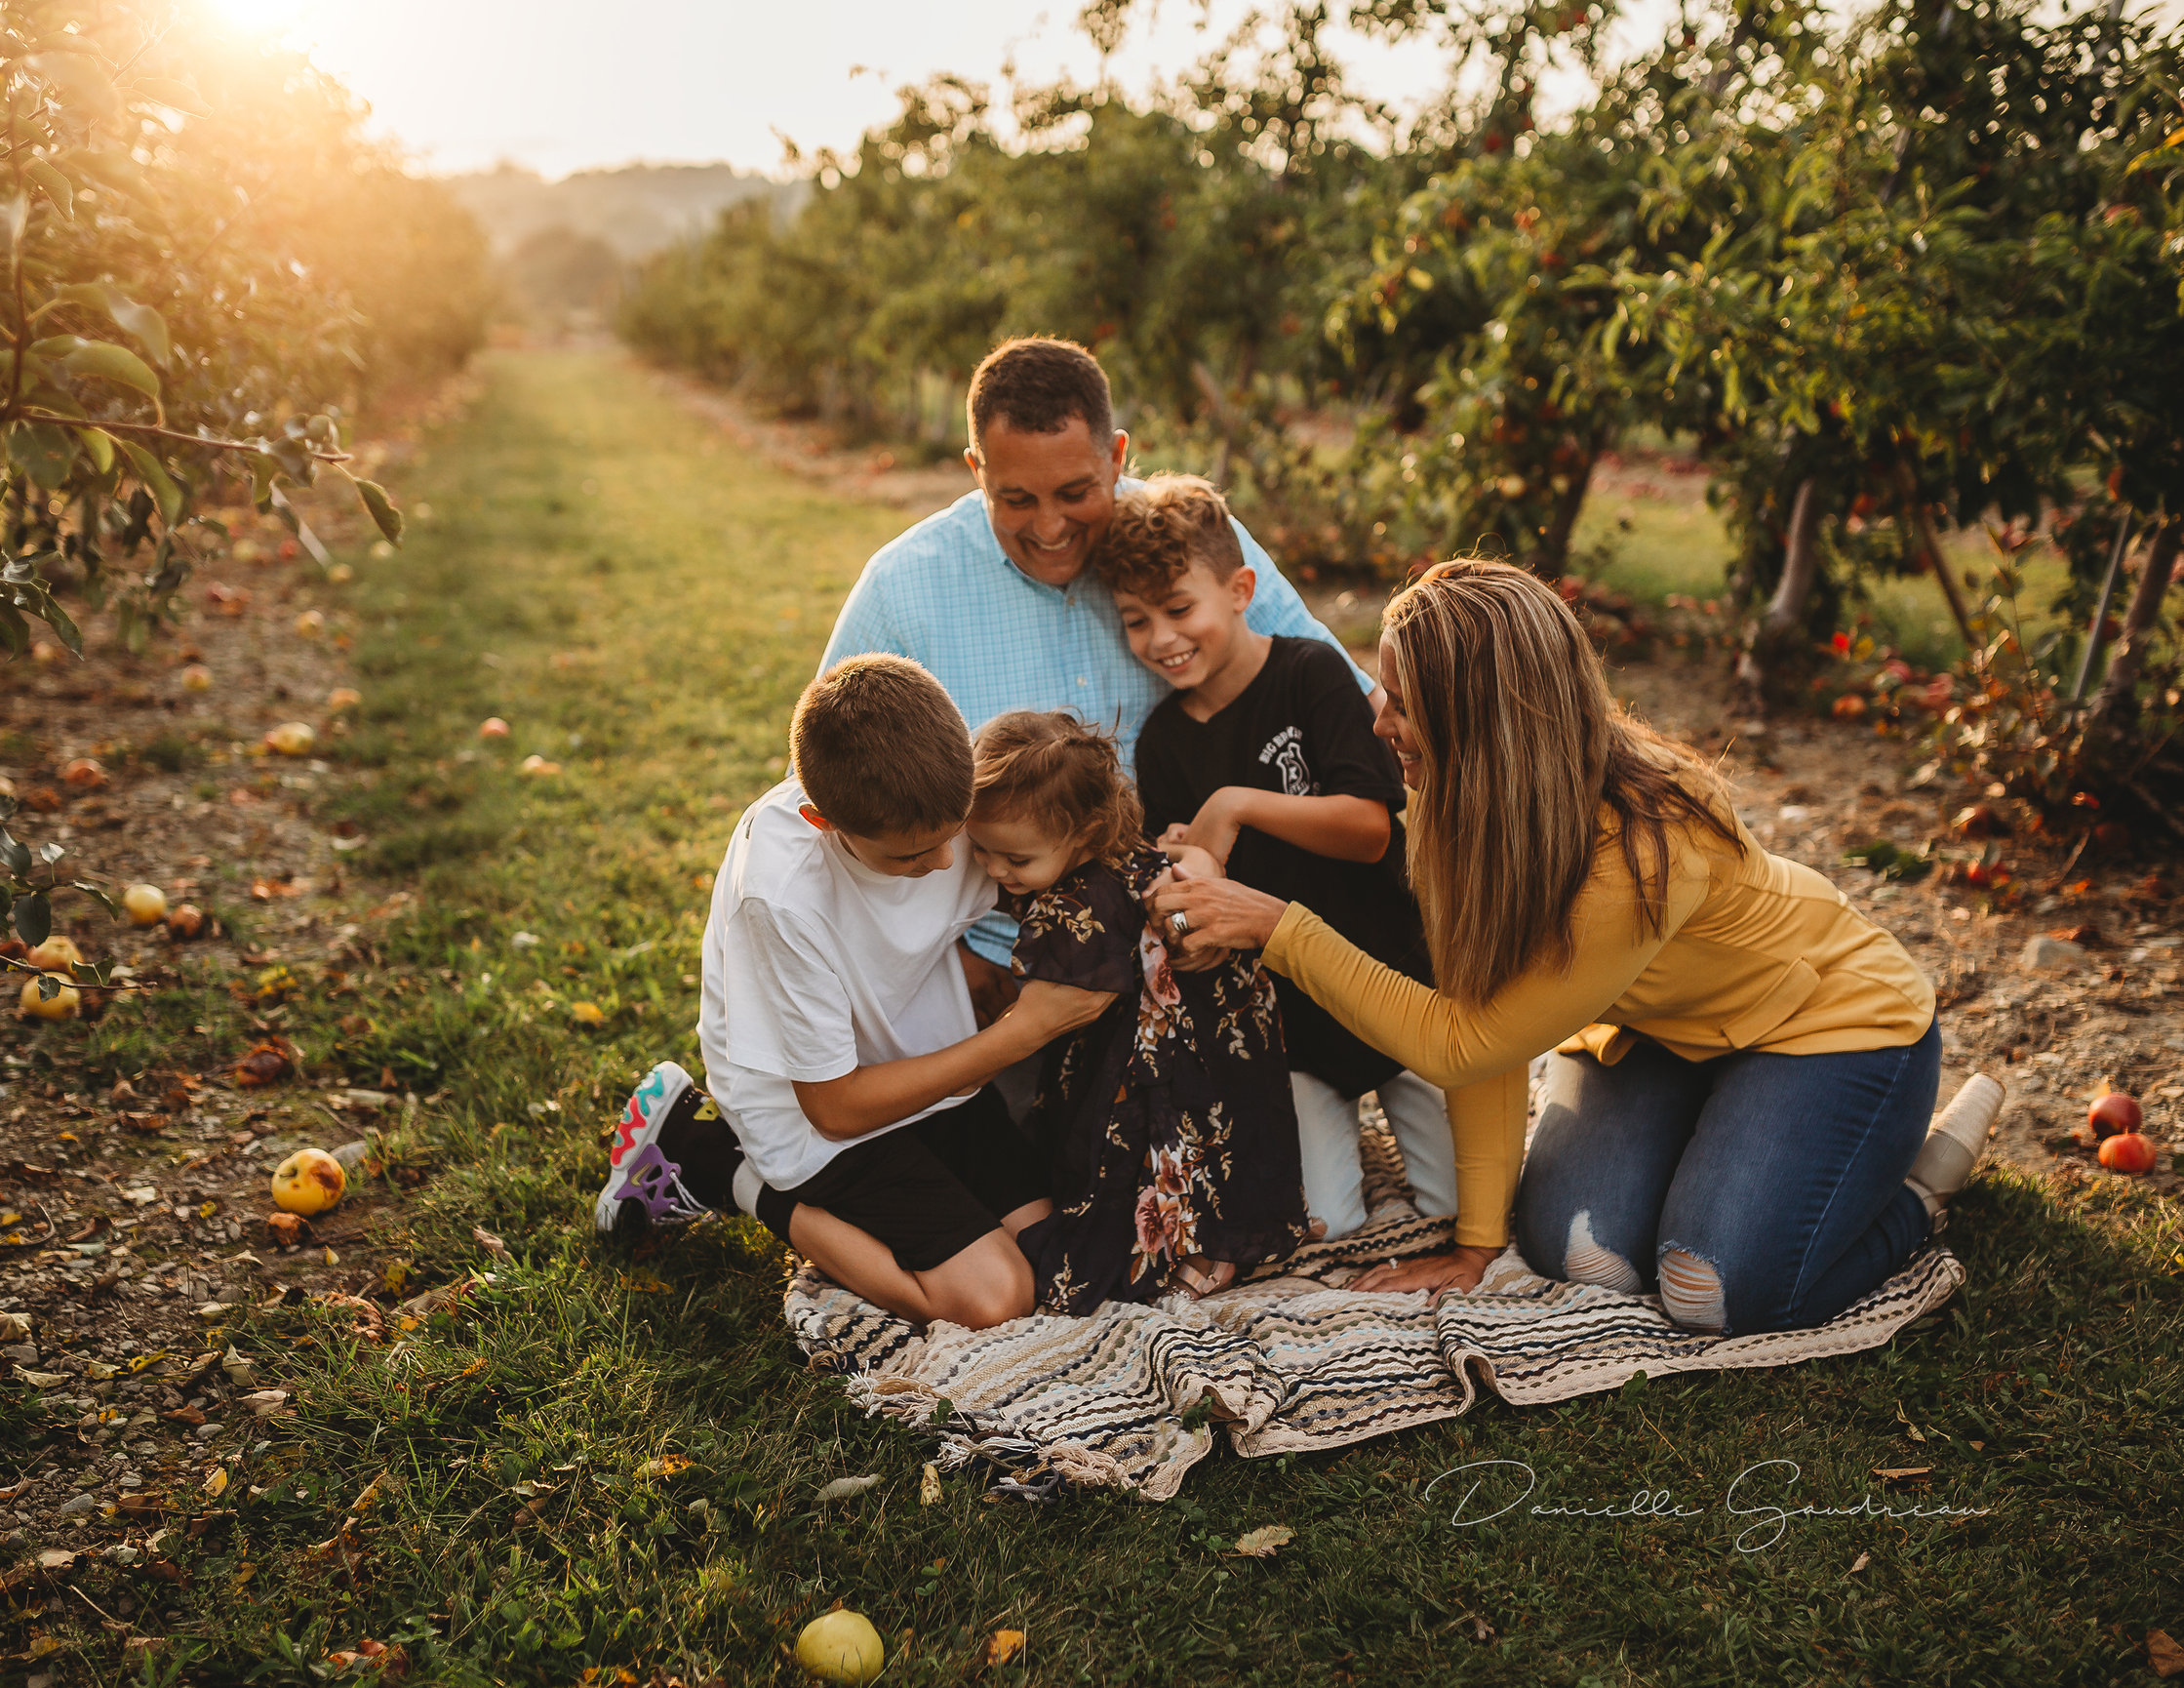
[204,0,319,43]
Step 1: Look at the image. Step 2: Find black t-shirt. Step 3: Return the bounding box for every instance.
[1135,635,1433,1098]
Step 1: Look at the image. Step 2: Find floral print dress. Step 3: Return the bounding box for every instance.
[1010,846,1311,1315]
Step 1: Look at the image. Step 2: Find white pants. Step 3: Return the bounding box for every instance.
[1292,1068,1459,1240]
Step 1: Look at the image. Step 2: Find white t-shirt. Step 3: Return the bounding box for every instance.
[696,778,997,1188]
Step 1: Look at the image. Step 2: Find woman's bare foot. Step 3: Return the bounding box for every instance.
[1170,1256,1238,1299]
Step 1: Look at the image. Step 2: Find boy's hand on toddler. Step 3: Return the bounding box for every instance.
[957,941,1020,1028]
[1010,980,1116,1040]
[1152,842,1224,883]
[1168,788,1248,867]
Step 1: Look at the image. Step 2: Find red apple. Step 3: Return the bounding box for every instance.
[2087,1091,2143,1138]
[2096,1132,2157,1175]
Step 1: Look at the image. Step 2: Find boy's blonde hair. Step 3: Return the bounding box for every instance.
[791,655,973,837]
[971,711,1143,865]
[1092,473,1246,601]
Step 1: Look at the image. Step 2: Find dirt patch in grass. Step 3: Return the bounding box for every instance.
[0,380,479,1580]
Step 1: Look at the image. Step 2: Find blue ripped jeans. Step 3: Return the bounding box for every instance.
[1512,1021,1941,1337]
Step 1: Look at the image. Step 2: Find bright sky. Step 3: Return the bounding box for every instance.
[205,0,1505,180]
[209,0,2183,181]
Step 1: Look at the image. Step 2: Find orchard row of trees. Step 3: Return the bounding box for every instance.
[3,0,492,975]
[622,0,2184,823]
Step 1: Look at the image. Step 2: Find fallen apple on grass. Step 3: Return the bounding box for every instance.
[327,687,362,711]
[180,663,214,693]
[479,717,511,740]
[2087,1090,2143,1139]
[2097,1132,2158,1175]
[295,610,326,639]
[122,884,168,927]
[520,753,562,776]
[19,977,79,1020]
[60,757,106,789]
[25,935,82,972]
[271,1148,345,1216]
[794,1610,885,1685]
[166,904,206,941]
[263,722,316,756]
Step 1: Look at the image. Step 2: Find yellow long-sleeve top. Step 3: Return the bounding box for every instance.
[1260,808,1935,1249]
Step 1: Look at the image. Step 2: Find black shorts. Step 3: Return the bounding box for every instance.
[753,1086,1048,1273]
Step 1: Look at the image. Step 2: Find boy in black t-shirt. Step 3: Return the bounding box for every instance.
[1094,474,1458,1240]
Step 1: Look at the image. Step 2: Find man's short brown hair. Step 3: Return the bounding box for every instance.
[790,655,973,837]
[967,338,1114,457]
[1092,473,1247,600]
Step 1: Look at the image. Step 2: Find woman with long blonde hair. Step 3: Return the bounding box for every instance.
[1152,560,1996,1333]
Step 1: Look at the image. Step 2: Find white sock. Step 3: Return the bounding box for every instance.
[731,1159,764,1218]
[1906,1073,2006,1218]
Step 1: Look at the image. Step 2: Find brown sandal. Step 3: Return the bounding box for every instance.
[1170,1257,1238,1300]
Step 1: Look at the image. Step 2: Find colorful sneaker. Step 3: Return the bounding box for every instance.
[594,1061,739,1235]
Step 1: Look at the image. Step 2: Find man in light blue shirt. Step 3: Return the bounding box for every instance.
[820,337,1370,968]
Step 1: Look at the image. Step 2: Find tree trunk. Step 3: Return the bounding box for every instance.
[1895,462,1980,657]
[1191,354,1254,492]
[1531,448,1599,576]
[1760,476,1825,638]
[2088,516,2181,733]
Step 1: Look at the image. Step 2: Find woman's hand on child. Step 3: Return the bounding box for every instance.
[1148,861,1288,955]
[1350,1246,1498,1302]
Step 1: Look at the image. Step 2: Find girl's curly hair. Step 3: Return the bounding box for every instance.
[971,710,1143,864]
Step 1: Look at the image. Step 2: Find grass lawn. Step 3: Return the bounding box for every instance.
[41,348,2183,1685]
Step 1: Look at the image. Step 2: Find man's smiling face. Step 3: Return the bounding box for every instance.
[967,416,1130,588]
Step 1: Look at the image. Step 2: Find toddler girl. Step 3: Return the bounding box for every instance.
[967,710,1311,1313]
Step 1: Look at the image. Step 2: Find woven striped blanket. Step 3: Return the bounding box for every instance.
[784,1124,1964,1501]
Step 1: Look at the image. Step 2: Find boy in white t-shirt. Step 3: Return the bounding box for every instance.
[593,656,1104,1328]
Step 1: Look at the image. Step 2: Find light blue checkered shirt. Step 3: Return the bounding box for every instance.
[819,484,1370,962]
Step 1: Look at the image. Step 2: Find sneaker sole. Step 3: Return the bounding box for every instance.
[594,1061,698,1234]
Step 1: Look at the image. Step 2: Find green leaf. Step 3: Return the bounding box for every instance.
[133,76,209,117]
[6,421,80,489]
[23,583,81,657]
[62,148,151,205]
[13,891,51,948]
[71,880,119,918]
[80,426,113,476]
[116,439,183,526]
[36,974,60,1002]
[26,53,120,119]
[31,336,160,401]
[353,478,405,545]
[0,830,29,878]
[52,282,171,368]
[24,158,72,221]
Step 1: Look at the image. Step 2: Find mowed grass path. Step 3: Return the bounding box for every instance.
[95,350,2180,1685]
